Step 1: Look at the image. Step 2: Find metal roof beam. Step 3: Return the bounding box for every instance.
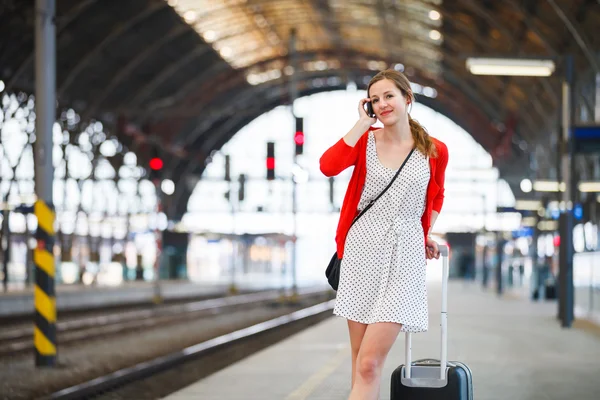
[456,0,522,47]
[127,46,214,108]
[80,25,189,122]
[57,1,168,98]
[546,0,600,73]
[131,43,441,120]
[4,0,98,92]
[174,67,498,156]
[505,0,560,56]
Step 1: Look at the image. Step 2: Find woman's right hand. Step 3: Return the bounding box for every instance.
[358,98,377,124]
[342,98,377,147]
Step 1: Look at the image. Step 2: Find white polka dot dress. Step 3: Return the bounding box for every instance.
[333,131,430,332]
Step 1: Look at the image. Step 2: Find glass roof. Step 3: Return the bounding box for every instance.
[168,0,444,78]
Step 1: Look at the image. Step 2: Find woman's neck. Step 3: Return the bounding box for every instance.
[382,117,412,144]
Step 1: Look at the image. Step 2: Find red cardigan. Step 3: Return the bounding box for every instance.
[319,127,448,258]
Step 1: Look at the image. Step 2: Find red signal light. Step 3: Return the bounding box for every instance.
[149,157,163,171]
[553,235,560,247]
[266,141,275,180]
[294,131,304,145]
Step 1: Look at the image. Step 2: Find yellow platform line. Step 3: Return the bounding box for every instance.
[285,345,349,400]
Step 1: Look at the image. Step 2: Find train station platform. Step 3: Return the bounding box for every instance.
[164,278,600,400]
[0,274,314,318]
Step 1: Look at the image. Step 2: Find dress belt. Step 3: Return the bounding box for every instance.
[391,217,421,235]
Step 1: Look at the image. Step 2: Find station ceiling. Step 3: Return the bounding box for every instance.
[1,0,599,218]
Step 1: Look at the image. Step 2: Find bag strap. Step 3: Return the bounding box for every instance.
[350,147,415,228]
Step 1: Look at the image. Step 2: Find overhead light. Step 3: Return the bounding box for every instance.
[220,46,232,58]
[429,10,441,21]
[538,220,559,231]
[515,200,542,211]
[466,58,555,77]
[578,181,600,192]
[283,66,294,76]
[521,217,537,227]
[161,179,175,195]
[520,178,532,193]
[203,30,216,42]
[429,30,442,41]
[184,10,197,23]
[533,180,565,192]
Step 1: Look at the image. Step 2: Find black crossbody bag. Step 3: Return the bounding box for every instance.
[326,148,415,290]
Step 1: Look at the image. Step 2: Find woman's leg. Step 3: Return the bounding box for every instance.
[348,322,402,400]
[347,320,368,388]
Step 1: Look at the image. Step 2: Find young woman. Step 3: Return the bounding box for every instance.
[319,69,448,400]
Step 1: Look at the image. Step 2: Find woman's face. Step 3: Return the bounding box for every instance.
[369,79,409,125]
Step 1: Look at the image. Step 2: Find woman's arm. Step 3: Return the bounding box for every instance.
[319,99,375,177]
[429,211,439,236]
[426,142,448,260]
[319,136,361,177]
[431,142,449,213]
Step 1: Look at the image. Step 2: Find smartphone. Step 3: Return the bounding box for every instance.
[365,101,375,118]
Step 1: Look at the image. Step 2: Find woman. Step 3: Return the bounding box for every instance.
[319,69,448,400]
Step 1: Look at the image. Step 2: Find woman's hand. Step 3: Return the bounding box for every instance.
[342,100,377,147]
[426,237,440,260]
[358,98,376,124]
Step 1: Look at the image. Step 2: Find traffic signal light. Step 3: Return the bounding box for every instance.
[266,142,275,180]
[224,155,231,181]
[238,174,246,202]
[149,157,163,170]
[294,117,304,156]
[149,148,163,180]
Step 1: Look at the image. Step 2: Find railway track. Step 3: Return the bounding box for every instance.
[0,287,328,357]
[44,298,335,400]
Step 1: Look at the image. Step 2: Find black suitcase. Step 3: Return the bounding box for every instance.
[390,245,474,399]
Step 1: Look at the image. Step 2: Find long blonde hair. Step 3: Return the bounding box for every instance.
[367,69,437,158]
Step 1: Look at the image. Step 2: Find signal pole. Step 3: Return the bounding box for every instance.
[149,151,164,304]
[289,28,299,301]
[34,0,57,367]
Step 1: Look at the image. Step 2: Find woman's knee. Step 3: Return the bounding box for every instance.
[356,355,382,383]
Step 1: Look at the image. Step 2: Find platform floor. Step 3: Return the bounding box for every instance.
[164,280,600,400]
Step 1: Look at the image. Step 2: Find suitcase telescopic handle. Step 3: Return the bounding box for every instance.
[404,244,449,380]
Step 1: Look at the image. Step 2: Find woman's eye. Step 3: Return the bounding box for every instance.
[372,99,378,103]
[387,95,393,98]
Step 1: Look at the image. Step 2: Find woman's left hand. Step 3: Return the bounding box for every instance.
[426,237,440,260]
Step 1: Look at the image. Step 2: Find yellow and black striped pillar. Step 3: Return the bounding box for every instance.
[33,200,56,366]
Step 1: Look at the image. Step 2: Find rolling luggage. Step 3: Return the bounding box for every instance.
[390,245,474,399]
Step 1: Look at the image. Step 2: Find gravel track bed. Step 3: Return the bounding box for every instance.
[0,293,331,400]
[96,306,332,400]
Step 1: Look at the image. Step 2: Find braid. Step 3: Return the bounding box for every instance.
[408,115,437,158]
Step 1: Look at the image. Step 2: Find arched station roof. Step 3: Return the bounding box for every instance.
[1,0,598,218]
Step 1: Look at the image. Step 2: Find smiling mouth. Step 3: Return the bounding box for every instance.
[380,110,392,116]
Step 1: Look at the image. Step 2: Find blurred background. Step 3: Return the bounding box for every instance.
[1,1,599,399]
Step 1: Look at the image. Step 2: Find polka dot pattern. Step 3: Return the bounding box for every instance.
[333,131,430,332]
